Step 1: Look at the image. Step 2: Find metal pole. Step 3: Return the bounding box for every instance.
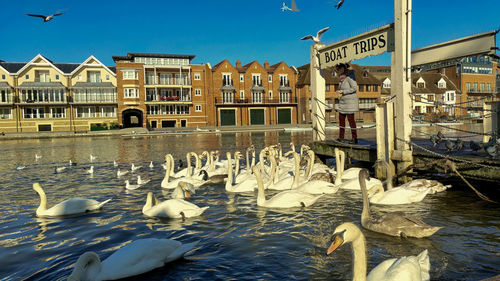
[392,0,413,181]
[310,44,326,141]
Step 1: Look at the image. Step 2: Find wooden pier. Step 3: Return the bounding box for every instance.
[310,139,500,182]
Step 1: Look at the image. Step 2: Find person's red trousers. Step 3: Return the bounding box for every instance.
[339,113,357,139]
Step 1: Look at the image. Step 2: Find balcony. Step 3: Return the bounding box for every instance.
[215,97,297,105]
[146,94,192,102]
[145,78,191,86]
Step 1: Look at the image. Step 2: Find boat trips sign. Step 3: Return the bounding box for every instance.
[318,24,395,69]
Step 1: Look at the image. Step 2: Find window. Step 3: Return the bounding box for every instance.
[106,75,110,81]
[88,71,101,83]
[194,73,201,80]
[366,85,371,92]
[279,92,289,103]
[268,91,273,100]
[268,75,272,82]
[21,89,65,103]
[417,82,425,88]
[326,85,330,91]
[145,72,156,85]
[36,71,50,82]
[124,88,138,98]
[240,90,245,100]
[159,73,172,84]
[76,106,96,118]
[78,74,82,81]
[0,89,12,103]
[240,74,244,82]
[358,85,364,92]
[222,74,232,86]
[73,88,115,103]
[414,106,421,113]
[252,92,262,103]
[480,83,485,92]
[101,106,116,117]
[373,85,378,92]
[0,108,11,119]
[25,75,29,79]
[223,91,233,103]
[252,74,261,85]
[487,83,491,92]
[472,82,478,91]
[195,89,201,96]
[438,81,445,88]
[427,95,434,101]
[50,107,65,118]
[147,105,159,115]
[55,75,59,80]
[414,95,421,102]
[24,107,45,118]
[466,82,471,92]
[1,74,5,80]
[176,105,189,115]
[279,75,288,86]
[195,105,202,112]
[123,70,138,80]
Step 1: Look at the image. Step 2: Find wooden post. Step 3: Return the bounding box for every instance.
[391,0,413,182]
[310,44,326,141]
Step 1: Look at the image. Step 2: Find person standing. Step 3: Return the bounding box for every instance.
[335,63,359,144]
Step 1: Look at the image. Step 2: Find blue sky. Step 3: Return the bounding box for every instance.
[1,0,499,68]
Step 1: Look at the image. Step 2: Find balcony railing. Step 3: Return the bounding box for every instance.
[145,78,191,86]
[215,97,297,104]
[146,94,192,102]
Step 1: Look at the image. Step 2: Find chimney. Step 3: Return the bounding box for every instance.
[264,60,270,69]
[235,59,241,68]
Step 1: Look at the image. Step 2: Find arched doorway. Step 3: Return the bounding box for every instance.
[122,109,143,128]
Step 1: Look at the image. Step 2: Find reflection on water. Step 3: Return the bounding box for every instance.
[0,129,498,280]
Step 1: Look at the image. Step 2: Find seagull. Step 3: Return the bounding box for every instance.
[137,175,150,185]
[131,163,142,172]
[281,0,300,12]
[334,0,344,9]
[149,161,154,169]
[86,166,94,174]
[124,180,141,190]
[26,12,64,22]
[90,154,97,162]
[69,160,77,166]
[54,166,67,174]
[117,169,129,177]
[16,165,26,170]
[113,160,118,167]
[35,154,42,161]
[300,27,330,44]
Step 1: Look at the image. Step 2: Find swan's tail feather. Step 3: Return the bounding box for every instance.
[166,241,200,262]
[417,249,430,281]
[97,199,112,209]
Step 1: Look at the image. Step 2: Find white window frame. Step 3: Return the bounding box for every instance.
[50,107,66,118]
[268,91,273,100]
[194,73,201,80]
[195,89,202,96]
[252,74,261,85]
[240,74,244,82]
[195,105,202,112]
[0,108,12,119]
[122,70,138,80]
[268,75,272,82]
[239,90,245,100]
[124,88,138,98]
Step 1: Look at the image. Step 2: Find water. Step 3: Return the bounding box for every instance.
[0,129,499,280]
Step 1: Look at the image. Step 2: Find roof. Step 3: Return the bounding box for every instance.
[0,62,26,73]
[0,82,13,89]
[411,73,460,94]
[17,82,65,88]
[53,63,80,73]
[107,66,116,74]
[112,52,195,62]
[71,82,115,88]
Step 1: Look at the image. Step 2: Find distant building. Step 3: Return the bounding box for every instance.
[112,53,212,128]
[0,54,117,132]
[211,59,298,126]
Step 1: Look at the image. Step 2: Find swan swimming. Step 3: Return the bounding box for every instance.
[33,183,111,217]
[327,222,430,281]
[67,238,199,281]
[142,192,208,219]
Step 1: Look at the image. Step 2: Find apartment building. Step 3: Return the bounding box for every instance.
[212,59,298,126]
[410,73,460,119]
[112,53,213,129]
[296,64,384,124]
[0,54,117,132]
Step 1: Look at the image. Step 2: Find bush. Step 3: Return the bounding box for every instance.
[109,121,120,130]
[90,123,108,131]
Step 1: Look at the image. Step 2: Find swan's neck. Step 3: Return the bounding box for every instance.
[235,155,240,175]
[164,158,170,183]
[209,152,214,171]
[386,162,394,190]
[351,233,367,281]
[225,154,233,190]
[306,153,314,179]
[291,143,295,152]
[246,150,250,170]
[259,150,266,174]
[68,252,101,281]
[34,186,47,213]
[193,153,201,170]
[186,153,192,177]
[292,154,301,188]
[168,155,174,176]
[334,150,344,185]
[256,169,266,206]
[360,174,371,225]
[251,151,255,167]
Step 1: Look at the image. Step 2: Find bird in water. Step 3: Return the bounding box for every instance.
[26,12,64,22]
[300,27,330,44]
[334,0,345,9]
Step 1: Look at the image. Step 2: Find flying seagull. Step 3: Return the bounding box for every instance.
[26,12,63,22]
[300,27,331,44]
[281,0,300,12]
[334,0,345,9]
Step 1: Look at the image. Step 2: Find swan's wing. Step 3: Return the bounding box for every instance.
[100,239,182,280]
[368,251,430,281]
[45,198,101,216]
[166,241,199,262]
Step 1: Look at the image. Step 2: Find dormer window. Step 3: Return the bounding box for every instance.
[363,71,369,78]
[416,77,426,88]
[383,78,391,88]
[437,78,446,89]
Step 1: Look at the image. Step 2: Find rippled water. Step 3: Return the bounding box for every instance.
[0,129,499,280]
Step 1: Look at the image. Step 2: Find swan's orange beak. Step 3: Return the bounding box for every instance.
[326,235,343,255]
[184,190,191,198]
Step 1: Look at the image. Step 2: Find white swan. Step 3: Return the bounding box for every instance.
[131,163,142,172]
[117,169,129,177]
[33,183,111,217]
[171,182,196,199]
[399,179,451,194]
[267,152,306,190]
[67,238,198,281]
[335,148,363,181]
[86,166,94,174]
[254,165,323,208]
[368,160,430,205]
[295,154,339,194]
[326,222,430,281]
[137,175,150,185]
[142,192,208,219]
[149,161,154,169]
[16,164,26,170]
[335,149,381,190]
[225,152,261,193]
[125,180,140,190]
[161,155,196,190]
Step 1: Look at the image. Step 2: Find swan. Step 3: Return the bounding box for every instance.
[131,163,142,172]
[90,154,97,162]
[294,154,339,194]
[125,180,141,190]
[198,170,226,184]
[172,153,192,178]
[16,164,26,170]
[149,161,154,169]
[117,169,129,177]
[137,175,150,185]
[358,169,442,238]
[367,161,430,205]
[304,150,336,182]
[326,222,430,281]
[161,155,195,190]
[33,183,111,217]
[398,179,451,194]
[254,165,323,208]
[67,238,198,281]
[335,149,381,190]
[335,148,364,181]
[267,152,306,190]
[86,166,94,174]
[171,182,196,199]
[225,152,261,193]
[142,192,208,219]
